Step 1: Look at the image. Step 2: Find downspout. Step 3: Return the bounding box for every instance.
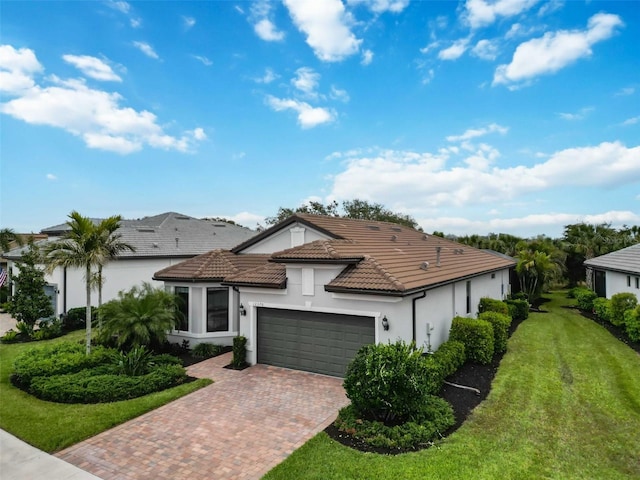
[232,286,241,333]
[63,267,67,314]
[412,291,427,343]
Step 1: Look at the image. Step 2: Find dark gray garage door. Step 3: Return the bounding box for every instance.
[257,308,375,377]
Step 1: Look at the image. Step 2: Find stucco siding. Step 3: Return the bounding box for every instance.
[606,270,640,300]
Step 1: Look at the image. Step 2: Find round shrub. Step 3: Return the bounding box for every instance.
[430,340,466,379]
[592,297,611,323]
[449,316,494,364]
[478,311,512,354]
[506,299,529,321]
[343,341,434,424]
[610,293,638,327]
[478,298,509,316]
[624,306,640,342]
[29,364,187,403]
[574,289,597,312]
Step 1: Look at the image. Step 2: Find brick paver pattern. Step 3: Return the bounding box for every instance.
[56,353,349,480]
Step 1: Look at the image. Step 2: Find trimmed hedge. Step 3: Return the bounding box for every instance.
[506,299,529,321]
[430,340,466,379]
[29,364,187,403]
[624,306,640,341]
[592,297,611,323]
[610,293,638,327]
[478,298,509,316]
[449,316,494,364]
[574,288,597,312]
[61,306,97,331]
[478,312,512,354]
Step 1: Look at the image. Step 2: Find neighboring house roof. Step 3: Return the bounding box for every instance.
[5,212,256,260]
[584,243,640,275]
[159,214,516,296]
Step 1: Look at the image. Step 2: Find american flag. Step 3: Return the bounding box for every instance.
[0,267,7,288]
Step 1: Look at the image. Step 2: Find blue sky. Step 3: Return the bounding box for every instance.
[1,0,638,238]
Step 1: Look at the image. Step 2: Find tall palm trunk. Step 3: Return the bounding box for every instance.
[86,264,92,355]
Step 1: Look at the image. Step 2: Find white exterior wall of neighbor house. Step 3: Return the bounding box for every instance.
[8,257,187,317]
[239,223,330,253]
[606,270,640,300]
[164,282,241,347]
[238,264,512,365]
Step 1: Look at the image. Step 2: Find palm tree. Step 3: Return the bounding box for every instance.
[516,249,559,302]
[43,211,133,354]
[0,228,23,253]
[98,283,179,350]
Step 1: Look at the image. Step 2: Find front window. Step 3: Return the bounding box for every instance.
[207,288,229,332]
[175,287,189,331]
[466,281,471,314]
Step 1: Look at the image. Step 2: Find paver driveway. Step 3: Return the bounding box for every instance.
[56,352,349,480]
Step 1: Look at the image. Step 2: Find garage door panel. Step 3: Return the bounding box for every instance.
[257,308,374,377]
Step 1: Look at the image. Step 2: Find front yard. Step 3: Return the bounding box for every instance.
[264,291,640,479]
[0,330,212,452]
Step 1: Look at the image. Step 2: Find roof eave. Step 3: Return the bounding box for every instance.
[153,275,225,283]
[269,257,362,265]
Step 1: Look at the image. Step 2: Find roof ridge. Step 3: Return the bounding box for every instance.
[194,249,237,277]
[363,255,405,291]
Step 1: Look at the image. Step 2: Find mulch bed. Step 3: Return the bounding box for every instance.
[578,309,640,354]
[175,346,232,367]
[325,307,535,455]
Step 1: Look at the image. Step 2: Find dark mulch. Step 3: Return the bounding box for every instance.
[174,346,232,367]
[325,311,532,455]
[578,309,640,354]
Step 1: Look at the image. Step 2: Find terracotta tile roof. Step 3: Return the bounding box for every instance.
[156,214,516,295]
[154,250,270,281]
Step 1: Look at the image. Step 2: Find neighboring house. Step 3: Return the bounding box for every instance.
[584,243,640,300]
[4,213,255,317]
[154,214,515,377]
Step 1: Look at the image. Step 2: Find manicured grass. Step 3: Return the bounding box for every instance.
[264,292,640,480]
[0,330,212,452]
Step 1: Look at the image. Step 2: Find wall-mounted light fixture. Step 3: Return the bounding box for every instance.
[382,315,389,331]
[239,304,246,316]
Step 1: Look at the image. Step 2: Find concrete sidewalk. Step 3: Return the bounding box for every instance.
[0,312,17,336]
[0,429,102,480]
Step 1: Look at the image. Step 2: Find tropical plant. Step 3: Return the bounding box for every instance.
[42,211,133,354]
[0,227,23,253]
[6,244,53,330]
[515,249,561,301]
[97,283,179,351]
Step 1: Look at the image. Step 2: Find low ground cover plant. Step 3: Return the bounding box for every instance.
[11,341,188,403]
[192,342,224,358]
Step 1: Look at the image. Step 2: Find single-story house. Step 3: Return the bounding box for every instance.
[154,214,515,377]
[4,212,255,316]
[584,243,640,300]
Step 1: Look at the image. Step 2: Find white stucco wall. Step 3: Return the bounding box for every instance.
[606,270,640,300]
[239,222,330,253]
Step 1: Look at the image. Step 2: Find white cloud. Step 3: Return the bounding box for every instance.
[330,85,350,102]
[361,49,374,65]
[265,95,335,128]
[132,41,159,59]
[46,173,57,181]
[0,47,204,155]
[346,0,410,13]
[182,16,196,29]
[471,39,498,60]
[0,45,43,94]
[615,86,635,96]
[291,67,320,96]
[464,0,540,29]
[254,18,285,41]
[106,0,130,14]
[622,116,640,126]
[226,211,265,229]
[62,54,122,82]
[326,142,640,212]
[438,38,470,60]
[446,123,508,142]
[284,0,362,62]
[494,13,623,87]
[557,106,593,121]
[192,55,212,66]
[537,0,564,17]
[255,68,278,84]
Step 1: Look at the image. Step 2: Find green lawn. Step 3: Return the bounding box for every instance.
[264,292,640,480]
[0,330,212,452]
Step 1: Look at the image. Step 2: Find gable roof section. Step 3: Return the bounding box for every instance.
[584,243,640,275]
[154,250,270,281]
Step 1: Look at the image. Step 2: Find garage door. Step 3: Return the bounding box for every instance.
[257,308,375,377]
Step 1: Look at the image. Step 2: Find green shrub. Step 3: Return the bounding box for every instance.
[343,341,434,423]
[510,291,529,302]
[335,397,454,450]
[29,364,187,403]
[449,316,494,364]
[592,298,611,323]
[15,321,34,337]
[575,288,597,312]
[32,318,63,341]
[12,342,117,389]
[609,293,638,327]
[62,307,95,331]
[478,298,509,316]
[192,342,223,358]
[478,311,512,354]
[116,346,153,376]
[232,336,247,368]
[430,340,466,379]
[151,353,182,366]
[624,306,640,342]
[1,330,18,343]
[505,299,529,321]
